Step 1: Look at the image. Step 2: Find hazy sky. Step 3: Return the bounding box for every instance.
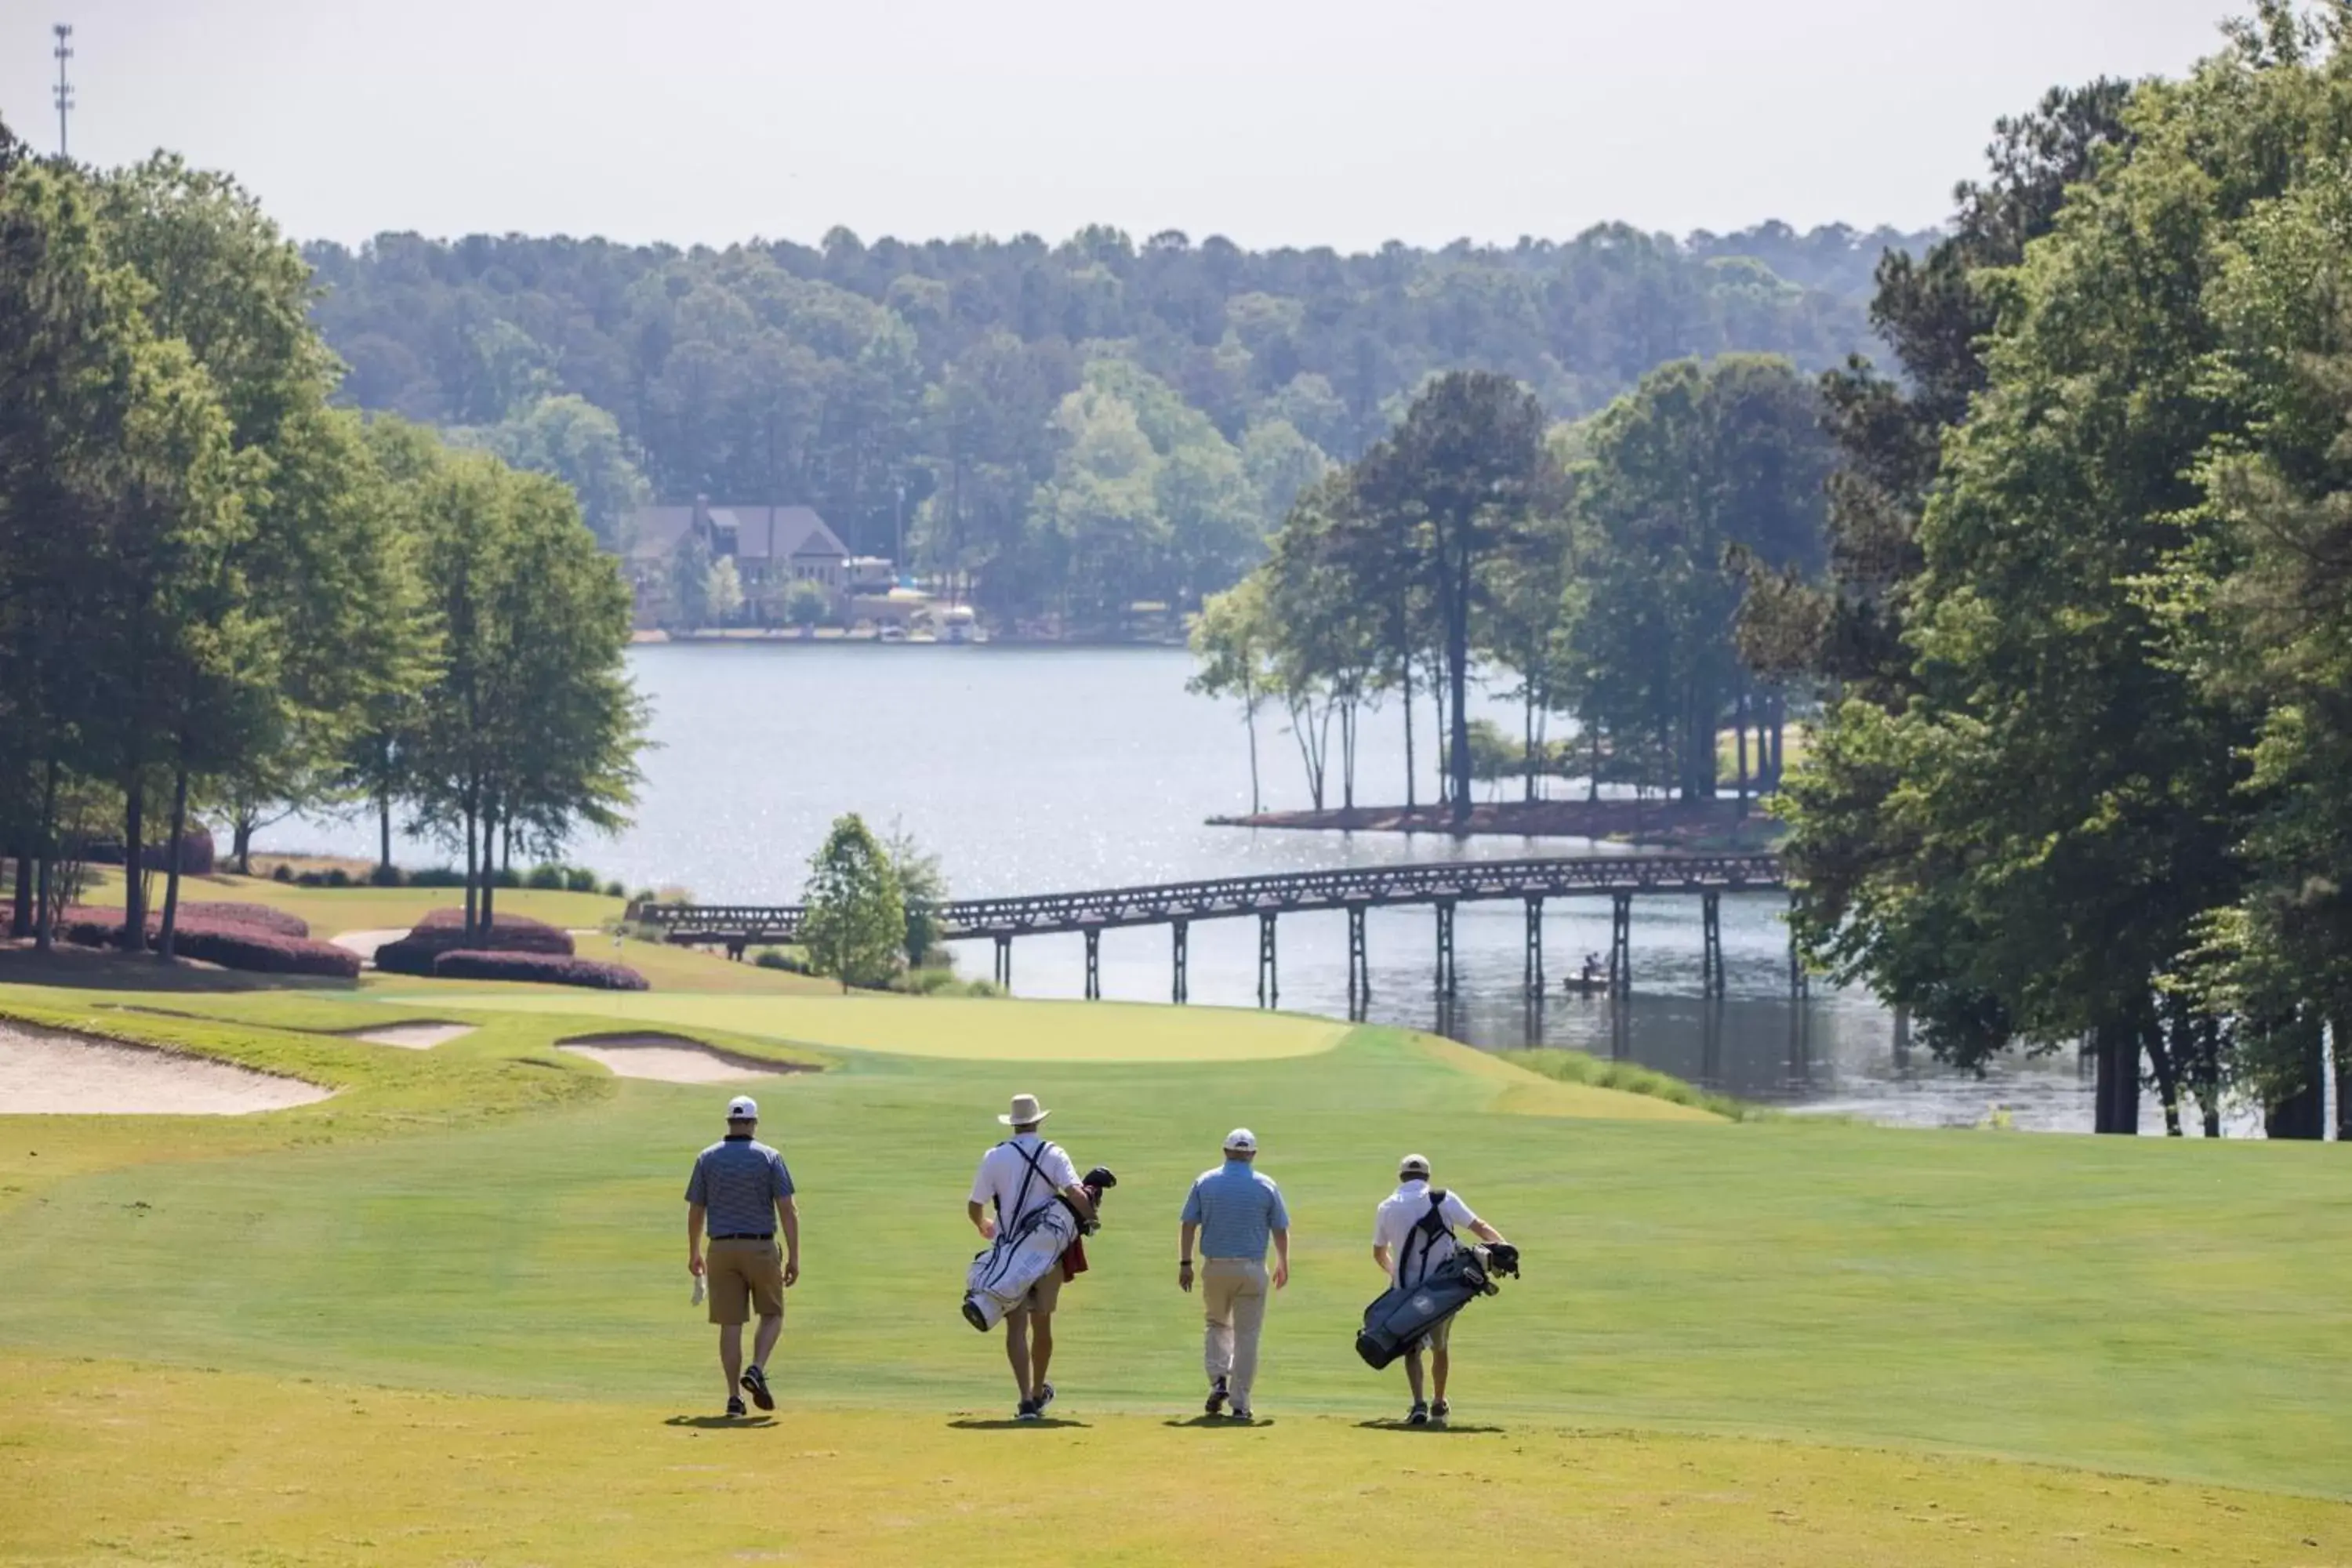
[4,1,2241,250]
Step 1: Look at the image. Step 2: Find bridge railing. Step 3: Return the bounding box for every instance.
[633,852,1784,945]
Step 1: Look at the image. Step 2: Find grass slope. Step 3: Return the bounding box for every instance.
[6,1356,2342,1568]
[0,1014,2345,1502]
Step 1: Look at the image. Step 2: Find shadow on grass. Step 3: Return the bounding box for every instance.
[946,1417,1090,1430]
[1356,1419,1506,1435]
[0,945,358,994]
[665,1414,778,1429]
[1162,1415,1274,1429]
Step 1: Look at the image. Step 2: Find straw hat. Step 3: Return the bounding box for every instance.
[998,1092,1051,1126]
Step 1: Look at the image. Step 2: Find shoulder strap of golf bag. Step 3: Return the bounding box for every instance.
[995,1138,1057,1225]
[1398,1189,1454,1283]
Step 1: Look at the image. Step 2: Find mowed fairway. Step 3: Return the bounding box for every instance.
[2,989,2349,1564]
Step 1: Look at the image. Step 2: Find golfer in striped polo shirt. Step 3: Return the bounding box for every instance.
[1178,1128,1290,1422]
[686,1094,799,1418]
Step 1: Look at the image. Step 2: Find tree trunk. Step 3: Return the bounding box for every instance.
[2092,1022,2141,1135]
[463,795,480,938]
[9,850,31,939]
[1588,724,1601,804]
[1522,690,1536,804]
[1243,695,1262,816]
[1734,688,1751,814]
[480,798,499,931]
[232,815,255,877]
[1431,662,1447,807]
[121,773,147,954]
[1401,659,1416,815]
[1769,696,1787,789]
[2334,1014,2351,1143]
[157,761,191,962]
[2144,1021,2182,1137]
[2264,1015,2327,1139]
[1339,701,1357,818]
[32,757,59,953]
[1447,560,1472,831]
[379,791,394,876]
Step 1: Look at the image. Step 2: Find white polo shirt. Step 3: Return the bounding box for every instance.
[970,1134,1079,1229]
[1374,1179,1481,1284]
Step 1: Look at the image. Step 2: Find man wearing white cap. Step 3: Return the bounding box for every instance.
[1178,1128,1290,1422]
[1372,1152,1507,1425]
[685,1094,799,1418]
[964,1092,1095,1420]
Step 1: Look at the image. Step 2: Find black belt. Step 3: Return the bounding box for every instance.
[712,1232,773,1241]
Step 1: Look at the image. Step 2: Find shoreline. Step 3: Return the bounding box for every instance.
[1207,797,1784,850]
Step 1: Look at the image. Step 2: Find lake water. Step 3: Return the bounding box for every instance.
[288,641,2139,1131]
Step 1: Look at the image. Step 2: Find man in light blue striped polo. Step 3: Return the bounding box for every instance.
[1178,1127,1290,1422]
[686,1094,799,1418]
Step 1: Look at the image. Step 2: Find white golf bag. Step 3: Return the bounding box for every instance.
[964,1199,1076,1330]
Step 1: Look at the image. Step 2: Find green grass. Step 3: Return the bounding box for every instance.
[1498,1046,1761,1119]
[8,1357,2344,1568]
[394,988,1356,1062]
[1,978,2349,1560]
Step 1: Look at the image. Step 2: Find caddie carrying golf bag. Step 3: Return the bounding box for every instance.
[1354,1188,1522,1370]
[961,1152,1117,1331]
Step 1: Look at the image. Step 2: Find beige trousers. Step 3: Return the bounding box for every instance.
[1200,1258,1269,1406]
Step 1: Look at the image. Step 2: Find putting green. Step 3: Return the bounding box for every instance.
[387,989,1354,1062]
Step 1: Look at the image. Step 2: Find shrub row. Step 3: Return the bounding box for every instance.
[372,909,576,976]
[430,949,647,989]
[52,906,359,979]
[180,901,310,939]
[267,862,626,897]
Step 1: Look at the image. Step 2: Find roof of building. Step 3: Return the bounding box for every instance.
[626,503,847,562]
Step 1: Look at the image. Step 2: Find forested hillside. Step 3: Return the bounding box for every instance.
[302,221,1929,619]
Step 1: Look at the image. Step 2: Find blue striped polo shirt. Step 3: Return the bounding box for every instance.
[685,1135,793,1236]
[1181,1159,1290,1260]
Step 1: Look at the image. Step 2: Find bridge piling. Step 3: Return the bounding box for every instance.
[1787,898,1809,1001]
[1083,927,1102,1000]
[1171,918,1189,1004]
[1700,891,1725,999]
[1435,898,1457,997]
[1256,912,1279,1008]
[1346,904,1370,1011]
[1608,892,1632,996]
[1524,895,1545,996]
[993,935,1012,991]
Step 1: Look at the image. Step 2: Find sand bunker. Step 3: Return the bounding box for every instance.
[0,1022,331,1115]
[330,929,410,963]
[349,1022,474,1051]
[556,1033,804,1084]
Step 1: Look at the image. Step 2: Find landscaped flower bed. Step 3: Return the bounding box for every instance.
[51,907,359,979]
[430,949,647,989]
[372,909,576,977]
[180,902,311,939]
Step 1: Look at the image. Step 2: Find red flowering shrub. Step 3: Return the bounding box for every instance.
[51,906,358,978]
[430,949,647,989]
[373,909,576,975]
[180,902,310,939]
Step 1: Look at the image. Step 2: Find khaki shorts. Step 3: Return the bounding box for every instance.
[1414,1315,1452,1354]
[1014,1262,1063,1316]
[706,1238,784,1326]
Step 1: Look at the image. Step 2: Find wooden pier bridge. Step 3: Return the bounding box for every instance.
[634,852,1798,1007]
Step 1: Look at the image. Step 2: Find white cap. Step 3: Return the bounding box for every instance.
[727,1095,759,1121]
[1223,1127,1258,1153]
[1399,1152,1431,1178]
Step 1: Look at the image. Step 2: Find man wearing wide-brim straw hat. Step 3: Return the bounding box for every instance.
[964,1092,1096,1420]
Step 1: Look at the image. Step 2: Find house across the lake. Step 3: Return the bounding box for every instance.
[622,497,851,625]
